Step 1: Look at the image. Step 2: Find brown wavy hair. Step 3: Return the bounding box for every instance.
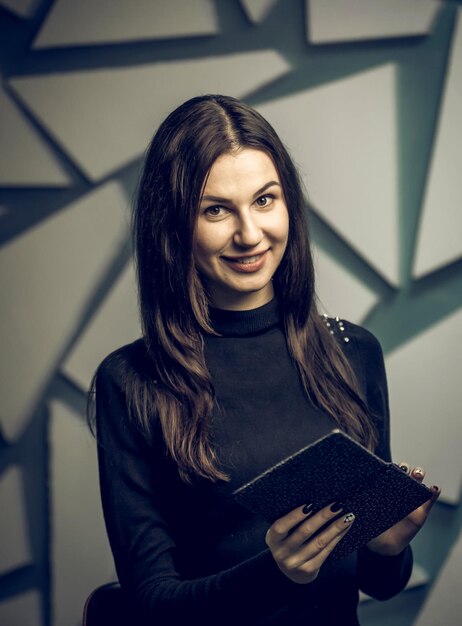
[92,94,377,483]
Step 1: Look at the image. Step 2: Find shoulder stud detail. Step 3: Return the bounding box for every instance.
[321,314,350,343]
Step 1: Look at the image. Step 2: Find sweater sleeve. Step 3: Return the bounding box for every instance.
[347,323,413,600]
[94,349,309,625]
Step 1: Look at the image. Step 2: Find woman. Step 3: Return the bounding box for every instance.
[91,94,439,625]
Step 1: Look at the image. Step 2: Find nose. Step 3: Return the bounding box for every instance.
[233,212,263,248]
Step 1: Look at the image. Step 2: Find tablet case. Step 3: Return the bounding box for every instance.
[233,430,432,560]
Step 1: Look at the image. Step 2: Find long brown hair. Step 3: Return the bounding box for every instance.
[92,95,377,483]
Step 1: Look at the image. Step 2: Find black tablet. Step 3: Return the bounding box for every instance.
[233,430,432,560]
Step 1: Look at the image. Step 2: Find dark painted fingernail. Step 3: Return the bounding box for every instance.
[431,485,440,491]
[330,502,343,513]
[343,513,355,524]
[302,503,314,515]
[399,464,409,472]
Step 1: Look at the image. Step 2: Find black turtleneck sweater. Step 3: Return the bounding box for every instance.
[95,300,412,626]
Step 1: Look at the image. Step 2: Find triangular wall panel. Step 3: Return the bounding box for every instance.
[413,8,462,277]
[258,64,400,285]
[0,183,129,441]
[313,245,378,323]
[307,0,438,44]
[50,400,115,626]
[414,528,462,626]
[0,0,40,18]
[10,51,290,181]
[0,87,71,186]
[34,0,219,48]
[0,591,41,626]
[387,306,462,503]
[239,0,278,24]
[62,260,140,391]
[0,466,31,575]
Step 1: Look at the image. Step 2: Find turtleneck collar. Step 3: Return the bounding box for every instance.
[208,298,281,337]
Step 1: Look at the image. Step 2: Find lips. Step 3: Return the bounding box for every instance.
[231,254,261,264]
[221,250,268,273]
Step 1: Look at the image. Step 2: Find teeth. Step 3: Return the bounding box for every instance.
[235,255,260,264]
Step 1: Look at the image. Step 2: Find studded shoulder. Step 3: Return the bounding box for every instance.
[321,313,351,344]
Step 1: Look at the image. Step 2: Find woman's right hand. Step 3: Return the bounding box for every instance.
[265,503,355,584]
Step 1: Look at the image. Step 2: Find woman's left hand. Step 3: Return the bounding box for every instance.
[366,463,440,556]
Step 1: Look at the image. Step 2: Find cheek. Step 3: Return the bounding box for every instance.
[193,225,219,265]
[276,209,290,245]
[277,212,290,259]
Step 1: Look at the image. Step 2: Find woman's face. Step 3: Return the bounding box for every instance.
[193,148,289,311]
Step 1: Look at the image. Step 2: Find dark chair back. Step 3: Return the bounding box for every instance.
[83,582,131,626]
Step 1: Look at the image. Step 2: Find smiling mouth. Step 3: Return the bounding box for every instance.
[221,250,268,273]
[230,254,262,264]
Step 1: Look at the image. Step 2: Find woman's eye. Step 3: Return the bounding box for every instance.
[204,205,226,218]
[255,195,273,207]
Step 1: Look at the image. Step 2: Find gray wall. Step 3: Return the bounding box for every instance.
[1,1,462,625]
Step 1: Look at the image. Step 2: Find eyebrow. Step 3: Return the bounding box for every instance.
[201,180,281,204]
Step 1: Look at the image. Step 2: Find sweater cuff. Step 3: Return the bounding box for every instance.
[218,548,314,616]
[220,548,295,594]
[357,545,413,601]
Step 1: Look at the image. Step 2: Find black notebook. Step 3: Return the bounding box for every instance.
[233,430,432,560]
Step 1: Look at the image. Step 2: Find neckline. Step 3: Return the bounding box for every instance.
[208,298,281,337]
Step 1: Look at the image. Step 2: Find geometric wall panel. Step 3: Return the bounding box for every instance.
[34,0,219,48]
[10,51,291,181]
[0,591,41,626]
[258,64,400,285]
[387,306,462,504]
[239,0,278,24]
[0,0,40,19]
[0,87,71,186]
[307,0,438,44]
[413,8,462,278]
[0,182,129,442]
[62,260,140,391]
[0,466,31,575]
[414,528,462,626]
[313,245,378,323]
[50,400,115,626]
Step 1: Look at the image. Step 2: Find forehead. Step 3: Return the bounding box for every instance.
[203,149,280,194]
